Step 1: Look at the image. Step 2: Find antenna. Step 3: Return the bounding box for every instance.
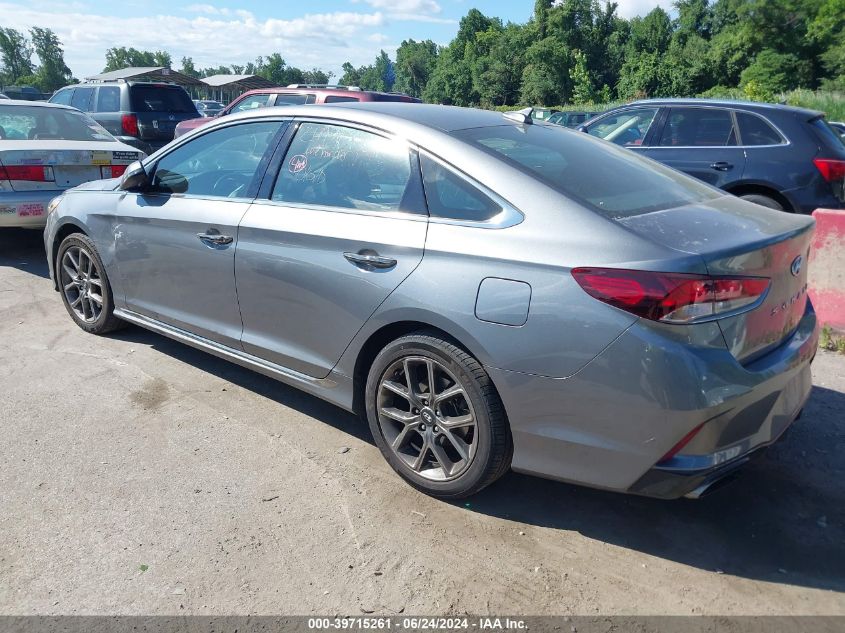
[503,107,534,124]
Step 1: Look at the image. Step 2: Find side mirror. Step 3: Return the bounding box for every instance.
[120,161,150,191]
[577,125,587,133]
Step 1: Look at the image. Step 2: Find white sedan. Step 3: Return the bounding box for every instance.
[0,100,145,228]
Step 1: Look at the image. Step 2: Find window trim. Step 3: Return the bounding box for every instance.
[141,118,290,202]
[258,117,428,220]
[641,106,789,149]
[419,150,524,229]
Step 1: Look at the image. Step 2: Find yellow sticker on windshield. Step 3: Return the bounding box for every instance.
[91,150,111,165]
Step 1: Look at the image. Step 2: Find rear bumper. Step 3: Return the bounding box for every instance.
[0,190,59,228]
[487,302,818,498]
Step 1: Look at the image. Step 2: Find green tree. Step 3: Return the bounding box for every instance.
[30,27,72,92]
[179,56,199,78]
[0,28,34,84]
[394,39,438,98]
[740,48,813,93]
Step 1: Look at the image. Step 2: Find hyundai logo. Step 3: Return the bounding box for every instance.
[790,255,803,277]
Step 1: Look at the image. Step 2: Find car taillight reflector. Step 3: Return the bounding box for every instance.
[658,423,706,464]
[100,165,128,179]
[813,158,845,182]
[0,165,55,182]
[122,113,139,136]
[571,268,770,323]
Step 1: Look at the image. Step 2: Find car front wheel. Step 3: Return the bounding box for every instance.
[57,233,124,335]
[365,331,512,498]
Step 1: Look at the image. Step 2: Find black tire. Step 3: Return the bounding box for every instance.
[365,331,512,499]
[56,233,125,335]
[739,193,784,211]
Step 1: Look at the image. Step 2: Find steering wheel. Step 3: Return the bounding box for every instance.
[212,173,246,197]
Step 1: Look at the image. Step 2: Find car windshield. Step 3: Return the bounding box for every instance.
[0,105,116,142]
[131,86,196,113]
[453,124,721,218]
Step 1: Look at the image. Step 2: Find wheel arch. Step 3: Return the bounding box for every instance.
[724,181,795,212]
[350,318,493,420]
[50,221,89,290]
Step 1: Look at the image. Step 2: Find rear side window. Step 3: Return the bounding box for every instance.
[324,95,359,103]
[736,111,784,146]
[274,93,315,106]
[586,108,658,146]
[455,124,720,219]
[96,86,121,113]
[658,108,736,147]
[420,155,502,222]
[272,122,418,213]
[150,121,282,197]
[130,86,195,113]
[50,88,73,106]
[70,87,94,111]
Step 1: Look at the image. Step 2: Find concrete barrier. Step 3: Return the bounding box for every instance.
[808,209,845,331]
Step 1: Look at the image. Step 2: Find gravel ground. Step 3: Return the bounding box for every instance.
[1,228,844,616]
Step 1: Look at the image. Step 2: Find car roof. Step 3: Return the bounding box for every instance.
[0,99,77,110]
[626,98,822,118]
[234,86,415,99]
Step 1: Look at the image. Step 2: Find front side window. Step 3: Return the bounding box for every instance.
[272,122,416,213]
[420,155,502,222]
[150,121,282,197]
[70,87,94,111]
[455,124,721,219]
[586,108,659,146]
[737,111,784,146]
[658,108,736,147]
[96,86,121,113]
[231,94,273,112]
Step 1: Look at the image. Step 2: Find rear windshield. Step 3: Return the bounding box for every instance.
[130,86,196,113]
[810,117,845,150]
[453,124,721,218]
[0,104,115,141]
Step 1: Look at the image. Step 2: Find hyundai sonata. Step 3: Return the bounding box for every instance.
[44,103,818,499]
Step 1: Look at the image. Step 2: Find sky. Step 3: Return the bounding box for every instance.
[1,0,673,80]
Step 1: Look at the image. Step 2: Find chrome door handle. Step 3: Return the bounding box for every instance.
[710,161,732,171]
[343,251,397,269]
[196,232,233,245]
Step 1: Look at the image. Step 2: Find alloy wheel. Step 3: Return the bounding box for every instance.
[376,356,478,481]
[60,246,103,323]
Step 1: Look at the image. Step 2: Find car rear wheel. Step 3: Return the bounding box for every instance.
[365,332,512,498]
[57,234,124,335]
[739,193,784,211]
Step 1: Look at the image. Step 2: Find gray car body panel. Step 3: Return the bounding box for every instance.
[44,103,818,497]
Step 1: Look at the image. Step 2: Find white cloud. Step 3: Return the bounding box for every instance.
[357,0,441,12]
[0,3,396,79]
[612,0,674,19]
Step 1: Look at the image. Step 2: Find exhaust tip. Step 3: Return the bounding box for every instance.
[684,470,742,499]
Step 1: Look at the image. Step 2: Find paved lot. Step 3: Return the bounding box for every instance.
[1,228,844,616]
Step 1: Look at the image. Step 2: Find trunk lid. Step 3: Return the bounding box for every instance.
[0,143,141,192]
[617,195,814,362]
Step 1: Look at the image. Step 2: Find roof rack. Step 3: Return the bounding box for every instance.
[286,84,362,92]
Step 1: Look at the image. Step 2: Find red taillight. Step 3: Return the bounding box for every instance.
[121,114,139,136]
[813,158,845,182]
[0,165,55,182]
[100,165,128,179]
[571,268,770,323]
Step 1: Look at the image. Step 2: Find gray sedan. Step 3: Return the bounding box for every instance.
[43,103,818,499]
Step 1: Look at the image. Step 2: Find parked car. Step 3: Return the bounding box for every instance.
[579,98,845,213]
[45,103,817,500]
[174,85,421,138]
[548,110,601,127]
[49,81,200,154]
[194,99,225,118]
[0,93,10,100]
[0,100,145,228]
[1,85,48,101]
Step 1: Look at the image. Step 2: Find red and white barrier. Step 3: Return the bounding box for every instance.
[808,209,845,331]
